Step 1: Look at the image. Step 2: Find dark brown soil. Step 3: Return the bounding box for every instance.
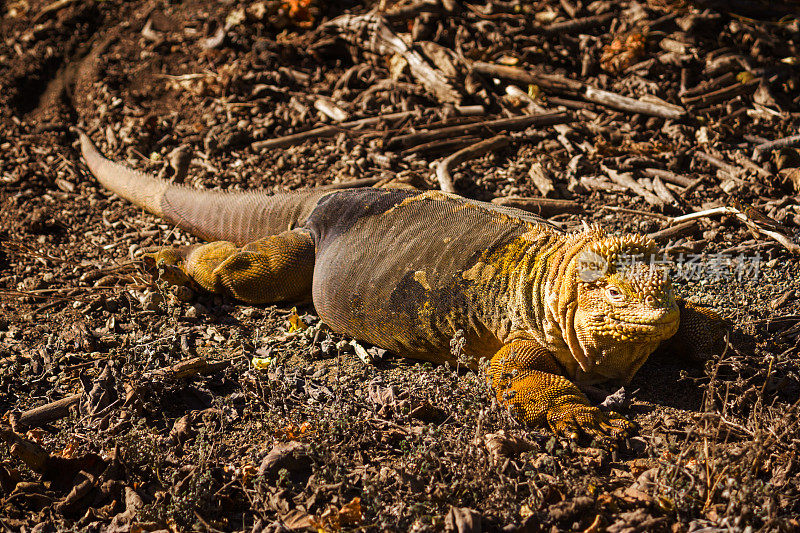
[1,0,799,531]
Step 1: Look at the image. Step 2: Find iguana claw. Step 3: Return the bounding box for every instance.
[549,404,636,445]
[144,249,194,288]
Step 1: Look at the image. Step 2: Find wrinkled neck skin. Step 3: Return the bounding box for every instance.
[507,233,660,385]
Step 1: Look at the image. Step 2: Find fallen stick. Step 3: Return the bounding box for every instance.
[647,11,679,29]
[15,393,82,428]
[540,12,614,35]
[752,133,800,161]
[731,152,773,180]
[647,220,699,241]
[651,176,678,205]
[436,136,510,193]
[642,168,695,187]
[671,206,800,254]
[694,151,745,178]
[680,71,737,98]
[671,206,738,223]
[491,196,583,217]
[417,114,488,131]
[583,87,686,119]
[679,175,705,198]
[148,356,232,380]
[757,228,800,255]
[601,165,665,207]
[388,111,572,150]
[383,0,440,20]
[322,13,461,104]
[599,206,672,221]
[313,98,349,122]
[472,60,686,119]
[400,135,482,156]
[717,106,748,124]
[679,67,690,95]
[251,111,414,150]
[33,0,79,23]
[252,106,485,151]
[546,96,599,111]
[470,62,584,95]
[506,85,576,154]
[680,78,760,108]
[580,176,627,193]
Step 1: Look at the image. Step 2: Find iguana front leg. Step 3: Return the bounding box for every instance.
[489,340,635,442]
[146,229,315,304]
[662,299,728,362]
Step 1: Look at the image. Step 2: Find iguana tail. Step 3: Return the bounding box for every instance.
[75,129,328,245]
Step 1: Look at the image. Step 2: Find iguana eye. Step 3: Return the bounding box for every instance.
[645,295,656,306]
[605,286,625,303]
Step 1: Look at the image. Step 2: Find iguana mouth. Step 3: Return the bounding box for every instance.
[597,316,679,343]
[607,316,678,328]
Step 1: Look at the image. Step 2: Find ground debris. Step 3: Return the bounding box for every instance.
[1,0,800,529]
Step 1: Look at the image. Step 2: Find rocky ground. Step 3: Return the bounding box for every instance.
[1,0,799,531]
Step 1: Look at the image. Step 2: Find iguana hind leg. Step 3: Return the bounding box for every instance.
[489,340,635,442]
[147,229,315,304]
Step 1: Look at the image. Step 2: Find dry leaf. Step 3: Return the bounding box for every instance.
[311,497,363,531]
[287,307,308,332]
[337,497,363,525]
[601,33,646,73]
[283,0,315,28]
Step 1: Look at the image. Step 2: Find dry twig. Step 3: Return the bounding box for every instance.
[14,394,82,428]
[583,87,686,119]
[491,197,583,217]
[388,112,572,150]
[323,13,461,104]
[601,165,665,208]
[436,135,510,193]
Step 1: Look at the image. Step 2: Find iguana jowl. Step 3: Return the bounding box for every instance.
[76,129,724,442]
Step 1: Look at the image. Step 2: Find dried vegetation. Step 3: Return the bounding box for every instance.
[0,0,799,530]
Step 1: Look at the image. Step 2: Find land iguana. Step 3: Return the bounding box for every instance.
[74,129,725,443]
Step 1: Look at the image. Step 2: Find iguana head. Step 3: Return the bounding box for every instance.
[564,234,679,384]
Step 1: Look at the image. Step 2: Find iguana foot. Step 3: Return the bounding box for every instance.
[489,341,636,445]
[145,247,196,288]
[548,403,636,444]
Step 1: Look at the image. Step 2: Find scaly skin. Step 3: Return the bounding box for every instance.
[76,129,726,443]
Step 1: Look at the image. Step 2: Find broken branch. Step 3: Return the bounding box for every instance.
[15,393,82,428]
[252,106,485,151]
[601,165,665,207]
[642,168,695,188]
[323,13,461,104]
[752,133,800,162]
[540,12,614,35]
[491,197,583,217]
[470,62,584,95]
[436,135,510,193]
[388,112,572,150]
[647,220,699,241]
[583,87,687,119]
